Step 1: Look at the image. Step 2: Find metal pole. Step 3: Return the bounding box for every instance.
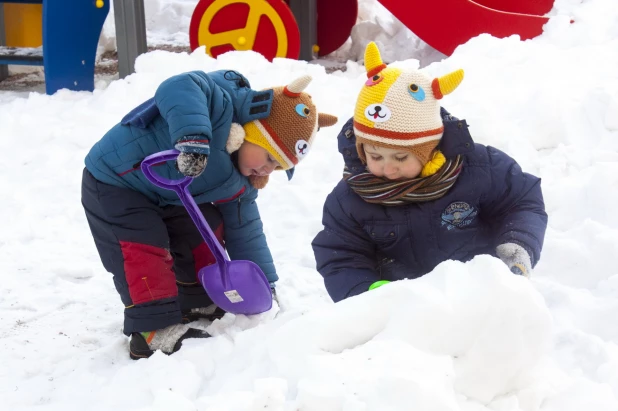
[0,4,8,81]
[288,0,317,61]
[113,0,147,78]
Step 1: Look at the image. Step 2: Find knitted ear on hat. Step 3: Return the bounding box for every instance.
[353,42,463,173]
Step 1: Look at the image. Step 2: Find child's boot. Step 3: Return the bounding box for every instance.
[129,323,209,360]
[181,305,226,324]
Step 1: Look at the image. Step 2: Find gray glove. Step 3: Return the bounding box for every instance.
[176,152,208,177]
[496,243,532,277]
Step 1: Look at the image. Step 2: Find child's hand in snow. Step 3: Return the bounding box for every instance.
[270,282,278,304]
[496,243,532,277]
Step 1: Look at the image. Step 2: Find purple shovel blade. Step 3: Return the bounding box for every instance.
[198,260,273,315]
[141,150,272,315]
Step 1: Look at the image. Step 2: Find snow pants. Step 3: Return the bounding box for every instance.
[81,168,224,335]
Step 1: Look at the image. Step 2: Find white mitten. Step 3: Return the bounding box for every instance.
[496,243,532,277]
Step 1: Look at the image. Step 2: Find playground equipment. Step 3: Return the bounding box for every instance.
[377,0,553,56]
[189,0,358,61]
[113,0,147,80]
[189,0,557,60]
[0,0,559,94]
[0,0,109,95]
[472,0,554,16]
[190,0,302,61]
[3,3,42,47]
[309,0,357,57]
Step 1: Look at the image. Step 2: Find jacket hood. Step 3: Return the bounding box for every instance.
[121,70,274,130]
[210,70,274,125]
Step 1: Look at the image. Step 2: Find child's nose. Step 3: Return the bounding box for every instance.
[384,162,397,175]
[263,162,276,174]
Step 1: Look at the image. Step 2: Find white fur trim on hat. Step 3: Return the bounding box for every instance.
[226,122,246,153]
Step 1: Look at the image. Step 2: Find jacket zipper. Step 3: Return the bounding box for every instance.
[237,198,242,224]
[212,186,246,224]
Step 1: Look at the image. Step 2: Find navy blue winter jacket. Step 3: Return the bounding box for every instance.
[85,70,279,282]
[312,110,548,302]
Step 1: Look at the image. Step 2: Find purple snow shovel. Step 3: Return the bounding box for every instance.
[141,150,273,315]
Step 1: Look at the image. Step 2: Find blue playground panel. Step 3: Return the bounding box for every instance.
[0,0,109,94]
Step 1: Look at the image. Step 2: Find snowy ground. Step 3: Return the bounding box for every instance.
[1,0,617,410]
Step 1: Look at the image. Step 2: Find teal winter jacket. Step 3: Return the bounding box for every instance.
[85,70,279,281]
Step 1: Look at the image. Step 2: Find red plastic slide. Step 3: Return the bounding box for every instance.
[377,0,551,56]
[473,0,554,16]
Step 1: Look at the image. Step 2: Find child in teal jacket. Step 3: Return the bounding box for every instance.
[82,70,337,359]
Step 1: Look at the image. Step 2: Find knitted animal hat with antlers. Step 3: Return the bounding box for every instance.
[227,75,338,188]
[353,42,464,177]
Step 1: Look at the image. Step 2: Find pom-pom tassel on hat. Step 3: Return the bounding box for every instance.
[420,151,447,177]
[249,175,270,189]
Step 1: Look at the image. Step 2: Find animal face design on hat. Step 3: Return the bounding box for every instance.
[244,75,338,171]
[353,42,464,167]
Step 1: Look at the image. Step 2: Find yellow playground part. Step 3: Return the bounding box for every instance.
[4,4,43,48]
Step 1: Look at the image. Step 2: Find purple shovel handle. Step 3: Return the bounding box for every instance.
[140,150,230,285]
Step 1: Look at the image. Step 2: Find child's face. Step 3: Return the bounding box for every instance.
[237,141,281,177]
[364,145,423,180]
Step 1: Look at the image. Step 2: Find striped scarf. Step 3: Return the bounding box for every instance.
[344,156,463,205]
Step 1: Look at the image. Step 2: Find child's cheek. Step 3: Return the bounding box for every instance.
[366,160,382,177]
[237,154,253,175]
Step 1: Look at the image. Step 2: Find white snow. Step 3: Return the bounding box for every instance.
[1,0,617,410]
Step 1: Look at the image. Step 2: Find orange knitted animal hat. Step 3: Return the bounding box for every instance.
[246,75,337,168]
[229,75,337,188]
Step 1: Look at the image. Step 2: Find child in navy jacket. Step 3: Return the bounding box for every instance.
[312,43,547,302]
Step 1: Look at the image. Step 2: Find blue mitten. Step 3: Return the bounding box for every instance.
[496,243,532,277]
